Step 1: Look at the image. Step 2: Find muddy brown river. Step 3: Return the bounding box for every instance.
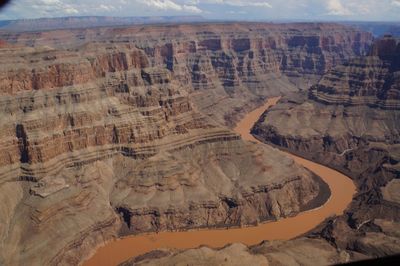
[83,97,356,266]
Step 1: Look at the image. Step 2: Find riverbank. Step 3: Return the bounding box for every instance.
[83,97,356,266]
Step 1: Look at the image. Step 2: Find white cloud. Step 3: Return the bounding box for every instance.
[137,0,203,13]
[99,4,116,11]
[202,0,272,8]
[6,0,81,17]
[183,5,202,13]
[40,0,60,4]
[326,0,352,16]
[65,7,79,14]
[138,0,183,11]
[392,0,400,7]
[185,0,200,4]
[250,2,272,8]
[0,0,399,21]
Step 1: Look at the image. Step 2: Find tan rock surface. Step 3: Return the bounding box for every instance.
[0,22,372,265]
[252,36,400,262]
[121,238,350,266]
[127,243,269,266]
[381,179,400,204]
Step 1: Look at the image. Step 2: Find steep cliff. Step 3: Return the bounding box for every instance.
[0,23,372,265]
[252,36,400,261]
[0,23,372,126]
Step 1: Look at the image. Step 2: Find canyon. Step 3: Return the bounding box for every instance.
[84,97,356,266]
[1,21,395,266]
[251,35,400,262]
[116,35,400,266]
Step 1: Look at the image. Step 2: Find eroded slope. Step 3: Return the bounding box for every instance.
[252,36,400,261]
[0,23,372,265]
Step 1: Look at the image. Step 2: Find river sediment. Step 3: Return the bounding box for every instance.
[83,97,356,266]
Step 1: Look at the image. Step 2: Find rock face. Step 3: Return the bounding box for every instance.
[120,238,351,266]
[0,22,371,266]
[309,36,400,109]
[252,36,400,261]
[0,23,372,126]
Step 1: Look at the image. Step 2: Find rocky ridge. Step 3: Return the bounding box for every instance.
[120,238,351,266]
[0,22,372,126]
[251,36,400,262]
[119,36,400,266]
[0,23,372,265]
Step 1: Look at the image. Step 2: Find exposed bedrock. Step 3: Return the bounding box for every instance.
[309,36,400,109]
[120,238,352,266]
[111,142,325,235]
[0,137,322,265]
[252,37,400,262]
[0,23,372,126]
[0,23,372,265]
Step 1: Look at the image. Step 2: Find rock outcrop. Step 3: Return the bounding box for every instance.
[0,23,372,126]
[0,22,372,265]
[252,36,400,262]
[309,36,400,109]
[120,238,352,266]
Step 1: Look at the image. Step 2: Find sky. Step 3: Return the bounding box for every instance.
[0,0,399,21]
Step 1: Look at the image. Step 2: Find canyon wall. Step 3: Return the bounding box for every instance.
[0,23,372,265]
[252,36,400,261]
[1,23,372,125]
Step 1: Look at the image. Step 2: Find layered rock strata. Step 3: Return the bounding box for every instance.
[0,23,372,126]
[251,37,400,262]
[120,238,352,266]
[0,23,372,265]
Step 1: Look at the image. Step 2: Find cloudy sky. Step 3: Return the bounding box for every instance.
[0,0,400,21]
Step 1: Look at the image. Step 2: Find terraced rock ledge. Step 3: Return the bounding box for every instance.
[0,22,369,265]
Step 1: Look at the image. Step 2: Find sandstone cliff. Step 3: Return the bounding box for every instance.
[0,22,372,126]
[0,23,372,265]
[252,36,400,262]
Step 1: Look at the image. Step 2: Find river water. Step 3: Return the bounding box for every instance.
[83,97,356,266]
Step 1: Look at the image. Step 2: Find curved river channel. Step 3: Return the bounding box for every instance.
[83,97,356,266]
